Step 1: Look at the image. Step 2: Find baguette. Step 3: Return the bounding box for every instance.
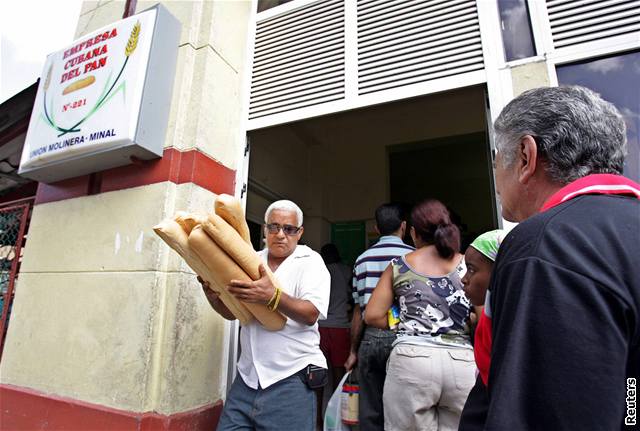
[174,212,203,234]
[188,226,286,331]
[202,213,283,293]
[214,194,251,244]
[153,219,253,324]
[62,75,96,95]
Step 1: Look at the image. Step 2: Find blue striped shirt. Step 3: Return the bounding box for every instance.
[352,235,414,315]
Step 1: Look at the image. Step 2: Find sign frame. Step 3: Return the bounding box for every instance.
[18,4,180,183]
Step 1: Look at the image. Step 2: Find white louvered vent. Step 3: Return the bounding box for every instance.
[249,0,345,119]
[547,0,640,49]
[357,0,484,95]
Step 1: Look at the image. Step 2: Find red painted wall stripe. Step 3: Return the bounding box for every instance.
[35,147,236,205]
[0,383,223,431]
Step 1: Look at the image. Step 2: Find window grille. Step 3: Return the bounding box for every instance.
[547,0,640,49]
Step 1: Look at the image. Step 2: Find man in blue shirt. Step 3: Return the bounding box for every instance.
[345,203,414,430]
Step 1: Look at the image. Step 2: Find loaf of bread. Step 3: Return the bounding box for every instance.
[214,194,252,244]
[62,75,96,95]
[188,225,286,331]
[174,211,202,234]
[153,218,253,325]
[202,213,283,294]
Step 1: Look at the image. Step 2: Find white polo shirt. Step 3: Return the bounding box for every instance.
[237,244,330,389]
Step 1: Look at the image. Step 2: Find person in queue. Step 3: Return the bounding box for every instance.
[459,86,640,430]
[200,200,330,431]
[318,243,352,424]
[365,199,475,431]
[458,230,504,427]
[345,203,414,430]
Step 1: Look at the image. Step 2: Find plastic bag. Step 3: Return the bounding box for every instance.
[323,372,351,431]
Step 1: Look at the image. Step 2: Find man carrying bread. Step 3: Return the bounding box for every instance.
[201,199,330,431]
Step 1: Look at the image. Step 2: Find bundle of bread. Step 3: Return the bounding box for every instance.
[153,194,287,331]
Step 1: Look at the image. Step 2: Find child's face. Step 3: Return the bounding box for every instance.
[461,247,493,307]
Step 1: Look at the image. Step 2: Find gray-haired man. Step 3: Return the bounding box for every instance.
[201,200,330,431]
[460,86,640,430]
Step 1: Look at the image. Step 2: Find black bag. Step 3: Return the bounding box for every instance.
[299,364,328,389]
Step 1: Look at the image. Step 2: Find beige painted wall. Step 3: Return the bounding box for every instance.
[511,61,551,97]
[1,0,252,416]
[0,183,234,414]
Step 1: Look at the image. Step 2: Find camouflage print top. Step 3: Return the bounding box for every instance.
[391,255,472,349]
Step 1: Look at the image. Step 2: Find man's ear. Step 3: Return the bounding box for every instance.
[374,225,380,235]
[409,226,417,243]
[518,135,539,184]
[298,226,304,238]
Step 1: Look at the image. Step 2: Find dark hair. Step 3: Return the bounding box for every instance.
[320,243,341,264]
[375,203,405,236]
[410,199,460,259]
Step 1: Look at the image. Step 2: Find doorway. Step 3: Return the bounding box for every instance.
[245,85,497,257]
[389,132,497,250]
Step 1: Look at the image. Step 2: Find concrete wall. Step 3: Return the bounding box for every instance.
[0,0,253,419]
[2,183,231,413]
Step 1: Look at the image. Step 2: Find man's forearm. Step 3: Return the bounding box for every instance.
[211,296,236,320]
[200,276,236,321]
[350,305,364,353]
[278,292,319,326]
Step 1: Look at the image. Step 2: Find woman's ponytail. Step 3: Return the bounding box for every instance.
[411,199,461,259]
[433,223,460,259]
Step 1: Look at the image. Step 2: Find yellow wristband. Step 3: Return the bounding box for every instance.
[267,287,278,307]
[267,288,281,311]
[273,288,282,311]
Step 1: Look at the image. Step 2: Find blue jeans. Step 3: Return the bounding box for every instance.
[357,326,396,431]
[217,372,316,431]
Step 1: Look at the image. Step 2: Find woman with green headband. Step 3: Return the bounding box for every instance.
[461,230,505,430]
[460,229,504,412]
[462,230,504,316]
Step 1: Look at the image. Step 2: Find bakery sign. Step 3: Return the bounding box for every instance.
[19,4,180,183]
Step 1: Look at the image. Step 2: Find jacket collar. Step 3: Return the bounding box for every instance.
[540,174,640,212]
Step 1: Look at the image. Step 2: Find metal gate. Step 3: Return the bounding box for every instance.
[0,198,32,359]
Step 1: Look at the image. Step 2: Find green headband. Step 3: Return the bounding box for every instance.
[469,229,505,262]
